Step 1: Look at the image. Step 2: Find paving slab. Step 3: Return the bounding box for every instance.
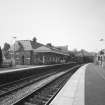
[85,64,105,105]
[50,64,88,105]
[50,63,105,105]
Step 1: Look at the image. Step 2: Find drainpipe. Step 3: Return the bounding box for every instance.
[43,56,45,64]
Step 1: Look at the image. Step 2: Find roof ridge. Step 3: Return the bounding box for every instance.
[19,40,31,41]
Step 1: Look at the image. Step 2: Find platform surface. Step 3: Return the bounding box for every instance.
[50,63,105,105]
[85,64,105,105]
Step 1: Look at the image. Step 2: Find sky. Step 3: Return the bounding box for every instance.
[0,0,105,52]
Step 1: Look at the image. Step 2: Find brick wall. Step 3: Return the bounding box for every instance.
[15,51,31,65]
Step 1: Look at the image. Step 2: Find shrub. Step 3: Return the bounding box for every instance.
[0,47,3,67]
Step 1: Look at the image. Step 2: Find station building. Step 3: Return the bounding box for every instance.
[9,38,69,65]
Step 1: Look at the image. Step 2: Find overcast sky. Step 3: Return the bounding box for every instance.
[0,0,105,52]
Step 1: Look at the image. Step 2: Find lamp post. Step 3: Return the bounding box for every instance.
[99,38,104,49]
[99,38,105,67]
[12,36,16,66]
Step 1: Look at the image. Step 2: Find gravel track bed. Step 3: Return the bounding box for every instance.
[14,66,80,105]
[0,71,66,105]
[0,70,56,97]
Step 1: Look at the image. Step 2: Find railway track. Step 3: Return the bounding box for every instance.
[0,64,70,97]
[0,71,57,97]
[14,65,80,105]
[0,65,80,105]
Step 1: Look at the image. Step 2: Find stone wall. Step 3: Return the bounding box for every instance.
[15,51,68,65]
[15,51,31,65]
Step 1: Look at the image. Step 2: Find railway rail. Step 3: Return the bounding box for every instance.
[14,65,80,105]
[0,62,76,85]
[0,64,80,105]
[0,63,77,97]
[0,71,56,97]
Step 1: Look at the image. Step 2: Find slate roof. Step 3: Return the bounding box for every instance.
[33,46,53,52]
[19,40,33,50]
[9,40,69,55]
[46,46,69,56]
[55,46,68,51]
[30,41,43,49]
[9,40,43,51]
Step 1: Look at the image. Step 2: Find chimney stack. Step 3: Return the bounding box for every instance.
[32,37,37,43]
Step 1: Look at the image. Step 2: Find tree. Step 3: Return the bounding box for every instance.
[0,47,3,66]
[66,51,75,62]
[3,43,10,51]
[100,50,104,55]
[2,43,10,59]
[46,43,52,47]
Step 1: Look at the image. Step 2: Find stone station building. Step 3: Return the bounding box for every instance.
[9,38,69,65]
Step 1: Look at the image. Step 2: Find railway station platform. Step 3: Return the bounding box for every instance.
[0,65,48,73]
[50,63,105,105]
[0,65,42,71]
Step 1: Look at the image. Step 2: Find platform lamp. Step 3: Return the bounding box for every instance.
[99,38,105,67]
[99,38,105,54]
